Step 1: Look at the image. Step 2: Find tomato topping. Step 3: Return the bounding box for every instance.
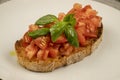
[23,3,102,60]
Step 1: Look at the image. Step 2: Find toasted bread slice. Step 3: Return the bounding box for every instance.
[15,24,103,72]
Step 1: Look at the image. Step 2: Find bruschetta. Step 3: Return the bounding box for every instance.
[15,3,103,72]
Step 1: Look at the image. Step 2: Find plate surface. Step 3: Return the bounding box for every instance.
[0,0,120,80]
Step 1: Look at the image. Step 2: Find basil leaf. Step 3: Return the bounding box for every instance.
[50,22,66,42]
[35,14,58,25]
[64,14,78,47]
[63,14,76,26]
[65,25,79,47]
[28,28,49,38]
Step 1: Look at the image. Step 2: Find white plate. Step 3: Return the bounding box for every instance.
[0,0,120,80]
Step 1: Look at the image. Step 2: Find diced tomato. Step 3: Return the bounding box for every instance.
[22,41,29,47]
[76,25,86,34]
[37,50,44,60]
[42,50,49,60]
[34,36,50,50]
[23,32,32,43]
[84,33,97,38]
[55,35,67,43]
[82,5,92,12]
[86,9,97,16]
[76,28,87,46]
[58,12,65,21]
[91,16,102,27]
[60,43,73,56]
[22,32,32,47]
[29,24,39,31]
[68,3,82,14]
[61,46,73,56]
[48,47,58,58]
[87,23,96,33]
[73,3,82,10]
[63,43,70,50]
[25,42,39,59]
[78,22,86,28]
[37,49,49,60]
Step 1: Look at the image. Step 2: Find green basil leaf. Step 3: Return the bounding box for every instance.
[35,14,58,25]
[28,28,49,38]
[50,22,66,42]
[65,25,79,47]
[63,14,76,26]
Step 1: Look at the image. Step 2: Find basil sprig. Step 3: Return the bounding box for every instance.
[50,14,79,47]
[28,14,79,47]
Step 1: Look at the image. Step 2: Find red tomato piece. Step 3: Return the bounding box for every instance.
[55,35,67,43]
[49,47,58,58]
[34,36,50,50]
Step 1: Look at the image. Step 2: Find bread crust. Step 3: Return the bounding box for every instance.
[15,24,103,72]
